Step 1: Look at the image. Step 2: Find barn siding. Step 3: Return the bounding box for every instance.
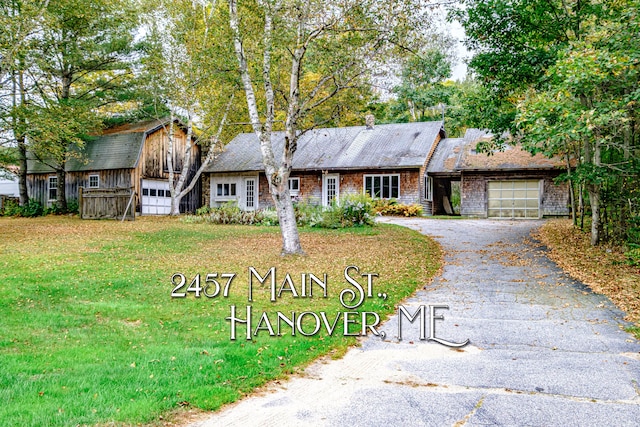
[136,126,201,213]
[28,169,134,207]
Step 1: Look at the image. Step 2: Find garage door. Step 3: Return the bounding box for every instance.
[487,180,540,219]
[141,179,171,215]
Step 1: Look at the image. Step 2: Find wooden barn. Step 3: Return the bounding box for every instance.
[26,119,202,215]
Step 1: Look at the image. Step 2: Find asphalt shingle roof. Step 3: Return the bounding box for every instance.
[205,121,444,173]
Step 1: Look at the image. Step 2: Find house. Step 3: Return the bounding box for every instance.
[0,169,19,197]
[425,129,570,218]
[26,119,202,214]
[204,121,570,220]
[203,121,446,210]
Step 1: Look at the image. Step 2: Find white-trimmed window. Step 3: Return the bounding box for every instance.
[424,175,433,201]
[48,176,57,201]
[88,174,99,188]
[364,174,400,199]
[288,177,300,196]
[215,181,237,199]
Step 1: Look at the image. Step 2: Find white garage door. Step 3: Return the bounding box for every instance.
[487,180,540,219]
[141,179,172,215]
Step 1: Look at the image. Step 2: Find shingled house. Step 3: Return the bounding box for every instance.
[203,121,446,210]
[425,129,570,218]
[26,119,202,214]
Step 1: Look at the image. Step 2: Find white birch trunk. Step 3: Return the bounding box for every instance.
[229,0,304,255]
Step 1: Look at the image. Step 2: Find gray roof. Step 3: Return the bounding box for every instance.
[205,121,445,173]
[455,128,565,171]
[426,137,465,174]
[26,119,169,174]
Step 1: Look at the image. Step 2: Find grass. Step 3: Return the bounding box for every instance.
[535,219,640,338]
[0,216,441,426]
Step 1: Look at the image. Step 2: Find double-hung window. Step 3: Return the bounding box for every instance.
[48,176,57,201]
[364,174,399,199]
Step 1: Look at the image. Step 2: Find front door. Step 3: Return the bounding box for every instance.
[244,177,256,211]
[323,174,339,206]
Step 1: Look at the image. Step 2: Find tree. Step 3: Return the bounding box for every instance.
[25,0,139,211]
[228,0,435,255]
[140,0,240,215]
[459,0,640,246]
[0,0,51,205]
[390,35,455,123]
[516,1,640,245]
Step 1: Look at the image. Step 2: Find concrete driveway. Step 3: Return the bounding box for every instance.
[192,218,640,426]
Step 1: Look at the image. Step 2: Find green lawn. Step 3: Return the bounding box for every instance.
[0,216,441,426]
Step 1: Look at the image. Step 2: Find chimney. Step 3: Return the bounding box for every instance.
[365,113,375,130]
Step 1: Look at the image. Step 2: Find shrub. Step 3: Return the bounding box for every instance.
[2,199,22,216]
[372,198,423,217]
[625,244,640,266]
[259,209,279,226]
[22,200,45,217]
[66,199,79,215]
[339,193,374,226]
[1,199,45,217]
[195,205,212,216]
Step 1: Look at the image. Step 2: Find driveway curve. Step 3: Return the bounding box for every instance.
[192,218,640,427]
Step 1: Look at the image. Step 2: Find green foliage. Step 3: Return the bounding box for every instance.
[333,193,375,227]
[195,205,213,216]
[1,199,44,217]
[624,244,640,266]
[1,199,21,216]
[189,196,375,229]
[303,194,375,229]
[372,199,423,217]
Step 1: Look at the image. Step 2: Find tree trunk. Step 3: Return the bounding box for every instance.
[271,185,304,256]
[18,139,29,205]
[56,167,67,212]
[588,184,600,246]
[229,0,305,256]
[171,195,182,216]
[565,152,576,226]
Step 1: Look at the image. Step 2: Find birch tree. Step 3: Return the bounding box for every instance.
[141,0,240,215]
[227,0,434,255]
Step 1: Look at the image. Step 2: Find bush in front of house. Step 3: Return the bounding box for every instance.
[372,198,423,217]
[1,199,45,217]
[308,194,375,228]
[185,195,375,228]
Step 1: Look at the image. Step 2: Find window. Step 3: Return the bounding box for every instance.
[215,182,237,199]
[364,174,399,199]
[48,176,57,201]
[288,177,300,196]
[88,174,99,188]
[424,175,433,201]
[142,188,149,196]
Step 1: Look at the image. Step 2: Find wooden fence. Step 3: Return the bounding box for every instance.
[79,187,136,221]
